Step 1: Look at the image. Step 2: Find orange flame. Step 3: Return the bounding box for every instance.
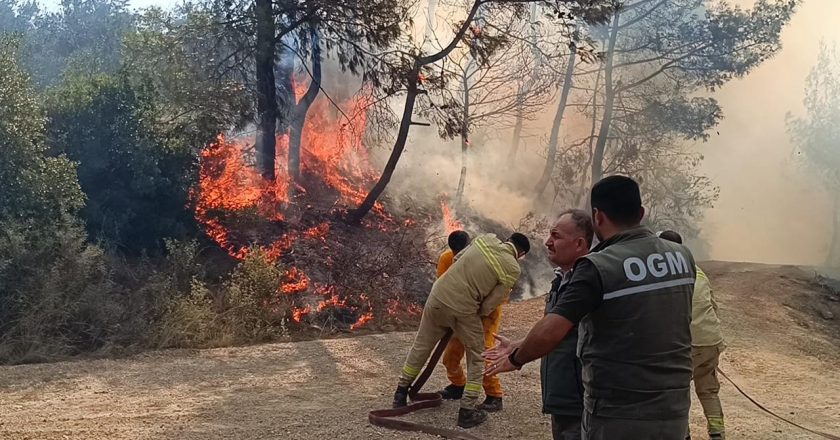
[193,82,387,264]
[292,305,311,323]
[282,267,310,294]
[441,200,463,234]
[304,222,330,241]
[350,311,374,330]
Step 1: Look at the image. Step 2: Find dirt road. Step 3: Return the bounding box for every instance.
[1,262,838,439]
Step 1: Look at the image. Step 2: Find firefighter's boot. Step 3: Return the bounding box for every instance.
[477,396,503,412]
[457,408,488,429]
[439,384,464,400]
[392,386,409,408]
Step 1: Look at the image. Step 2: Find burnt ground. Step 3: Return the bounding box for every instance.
[0,262,838,439]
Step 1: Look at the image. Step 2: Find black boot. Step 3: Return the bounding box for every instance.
[477,396,503,412]
[392,385,409,408]
[709,433,725,440]
[439,384,465,400]
[457,408,488,428]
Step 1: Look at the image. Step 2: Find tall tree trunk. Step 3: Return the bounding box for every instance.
[508,95,524,162]
[347,67,421,223]
[289,28,321,185]
[276,43,295,135]
[456,69,470,204]
[591,11,620,186]
[255,0,277,181]
[574,64,603,208]
[508,4,539,163]
[349,0,484,223]
[828,191,840,267]
[534,42,577,196]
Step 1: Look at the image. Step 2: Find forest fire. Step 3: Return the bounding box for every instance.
[192,82,419,331]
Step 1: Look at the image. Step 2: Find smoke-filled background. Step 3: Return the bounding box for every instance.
[696,0,840,265]
[387,0,840,266]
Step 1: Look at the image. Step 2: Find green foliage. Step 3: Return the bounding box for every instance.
[46,73,197,253]
[0,36,84,225]
[20,0,136,88]
[123,8,252,146]
[222,249,289,341]
[156,248,290,349]
[0,0,39,34]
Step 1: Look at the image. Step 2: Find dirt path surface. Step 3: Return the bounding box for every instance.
[1,262,839,439]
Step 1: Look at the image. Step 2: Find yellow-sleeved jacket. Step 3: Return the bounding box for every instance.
[691,266,724,347]
[430,234,521,316]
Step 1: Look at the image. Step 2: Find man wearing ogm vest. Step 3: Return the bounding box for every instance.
[485,175,696,439]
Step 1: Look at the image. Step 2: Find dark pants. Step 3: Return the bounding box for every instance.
[582,411,688,440]
[552,414,582,440]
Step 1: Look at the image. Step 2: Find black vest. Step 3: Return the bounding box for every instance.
[578,227,695,420]
[540,272,584,416]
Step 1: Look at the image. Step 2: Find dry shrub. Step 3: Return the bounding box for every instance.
[0,222,126,363]
[222,248,290,341]
[318,227,431,330]
[155,247,291,348]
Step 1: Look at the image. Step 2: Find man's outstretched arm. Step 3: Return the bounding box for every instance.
[484,315,574,376]
[484,259,602,376]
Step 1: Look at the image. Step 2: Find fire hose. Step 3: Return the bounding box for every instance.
[368,329,484,440]
[717,367,840,440]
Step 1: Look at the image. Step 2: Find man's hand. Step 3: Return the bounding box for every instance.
[482,334,516,363]
[484,356,517,377]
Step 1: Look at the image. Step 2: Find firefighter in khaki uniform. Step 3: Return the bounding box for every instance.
[392,232,530,429]
[438,231,507,413]
[659,230,726,440]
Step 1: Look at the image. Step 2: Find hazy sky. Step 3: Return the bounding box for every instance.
[40,0,168,10]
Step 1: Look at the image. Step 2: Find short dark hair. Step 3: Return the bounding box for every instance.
[558,209,594,247]
[447,230,470,253]
[508,232,530,255]
[590,175,643,226]
[658,230,683,244]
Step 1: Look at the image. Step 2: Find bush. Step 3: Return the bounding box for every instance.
[0,223,120,363]
[155,247,292,349]
[223,249,290,341]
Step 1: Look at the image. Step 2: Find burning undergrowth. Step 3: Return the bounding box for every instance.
[189,87,433,337]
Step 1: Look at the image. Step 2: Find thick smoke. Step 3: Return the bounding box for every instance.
[694,0,840,266]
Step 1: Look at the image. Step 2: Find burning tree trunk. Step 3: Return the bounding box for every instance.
[348,0,484,223]
[590,11,619,185]
[534,41,577,196]
[255,0,277,181]
[289,28,322,185]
